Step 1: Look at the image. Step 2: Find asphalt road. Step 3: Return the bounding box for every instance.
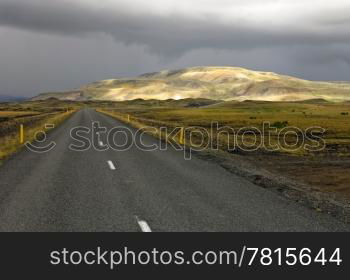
[0,108,349,232]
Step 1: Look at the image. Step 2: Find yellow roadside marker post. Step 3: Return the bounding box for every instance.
[179,127,185,145]
[127,114,130,122]
[19,124,24,144]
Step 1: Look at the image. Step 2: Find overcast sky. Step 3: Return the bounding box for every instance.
[1,0,350,97]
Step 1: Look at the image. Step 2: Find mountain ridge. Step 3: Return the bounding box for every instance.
[32,66,350,102]
[0,95,27,102]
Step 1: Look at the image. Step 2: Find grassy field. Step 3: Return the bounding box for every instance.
[96,100,350,156]
[95,99,350,200]
[0,99,79,162]
[0,111,41,117]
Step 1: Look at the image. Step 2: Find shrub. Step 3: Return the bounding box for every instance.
[272,121,289,129]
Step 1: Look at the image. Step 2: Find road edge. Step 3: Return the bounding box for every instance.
[96,109,350,225]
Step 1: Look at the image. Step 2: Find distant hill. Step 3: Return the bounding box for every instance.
[31,66,350,102]
[0,95,27,102]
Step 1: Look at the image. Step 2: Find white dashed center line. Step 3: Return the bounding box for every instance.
[135,216,152,232]
[107,160,116,170]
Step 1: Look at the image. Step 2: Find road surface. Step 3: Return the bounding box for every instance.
[0,109,349,231]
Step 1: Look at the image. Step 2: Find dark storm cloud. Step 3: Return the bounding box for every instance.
[0,0,350,97]
[296,44,350,67]
[1,0,350,56]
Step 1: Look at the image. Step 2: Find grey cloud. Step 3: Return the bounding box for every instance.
[295,44,350,67]
[0,0,350,97]
[1,1,350,56]
[0,26,161,96]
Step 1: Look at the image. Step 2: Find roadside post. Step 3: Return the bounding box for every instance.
[19,124,24,144]
[179,127,185,145]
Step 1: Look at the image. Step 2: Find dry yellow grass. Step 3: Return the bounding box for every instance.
[0,111,75,161]
[96,101,350,156]
[96,101,350,200]
[0,111,41,117]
